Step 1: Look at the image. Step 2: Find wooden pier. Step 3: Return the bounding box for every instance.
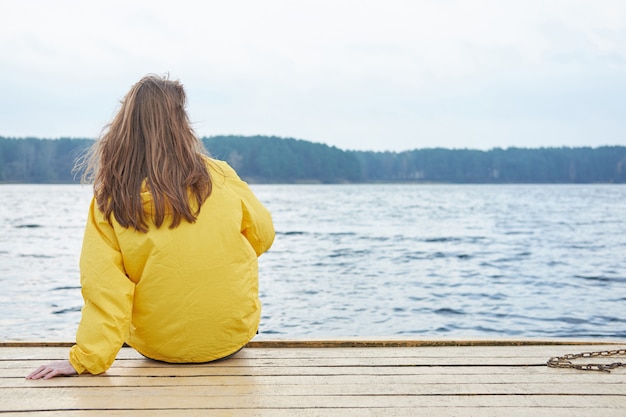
[1,340,625,416]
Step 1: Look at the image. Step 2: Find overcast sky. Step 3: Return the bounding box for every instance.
[1,0,625,151]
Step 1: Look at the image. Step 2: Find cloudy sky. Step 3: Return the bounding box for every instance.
[1,0,625,151]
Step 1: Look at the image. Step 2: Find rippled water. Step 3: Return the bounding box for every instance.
[1,184,625,341]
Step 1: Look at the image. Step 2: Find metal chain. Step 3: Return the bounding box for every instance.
[547,348,626,372]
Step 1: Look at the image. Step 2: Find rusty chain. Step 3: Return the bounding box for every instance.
[547,348,626,372]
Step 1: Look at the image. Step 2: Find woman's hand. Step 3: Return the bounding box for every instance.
[26,360,78,380]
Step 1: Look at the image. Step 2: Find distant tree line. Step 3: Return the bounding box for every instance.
[0,137,93,183]
[353,146,626,183]
[1,135,625,184]
[204,136,361,183]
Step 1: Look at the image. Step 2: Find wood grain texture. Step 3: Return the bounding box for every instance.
[1,341,625,416]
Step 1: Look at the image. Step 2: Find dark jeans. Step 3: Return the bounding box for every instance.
[140,346,244,364]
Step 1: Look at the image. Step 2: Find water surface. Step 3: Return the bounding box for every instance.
[1,184,625,341]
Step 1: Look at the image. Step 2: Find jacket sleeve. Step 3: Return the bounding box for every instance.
[69,198,135,375]
[241,188,275,256]
[220,162,275,256]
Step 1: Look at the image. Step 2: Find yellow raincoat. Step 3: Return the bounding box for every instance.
[68,159,275,374]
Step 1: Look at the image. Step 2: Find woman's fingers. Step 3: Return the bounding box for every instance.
[26,361,77,379]
[26,365,47,380]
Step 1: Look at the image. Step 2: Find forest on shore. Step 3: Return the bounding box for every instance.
[1,135,625,184]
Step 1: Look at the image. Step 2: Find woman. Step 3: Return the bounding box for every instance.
[27,74,275,379]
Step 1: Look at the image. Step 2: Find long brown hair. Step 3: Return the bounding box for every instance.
[78,74,211,232]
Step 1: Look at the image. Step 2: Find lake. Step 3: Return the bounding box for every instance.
[1,183,625,341]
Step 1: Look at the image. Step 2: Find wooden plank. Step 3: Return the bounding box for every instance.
[4,367,626,380]
[0,366,545,378]
[6,357,623,369]
[3,344,625,362]
[0,352,549,368]
[246,338,626,348]
[2,365,599,378]
[1,393,625,411]
[3,370,625,387]
[1,409,626,417]
[2,338,623,348]
[4,381,626,397]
